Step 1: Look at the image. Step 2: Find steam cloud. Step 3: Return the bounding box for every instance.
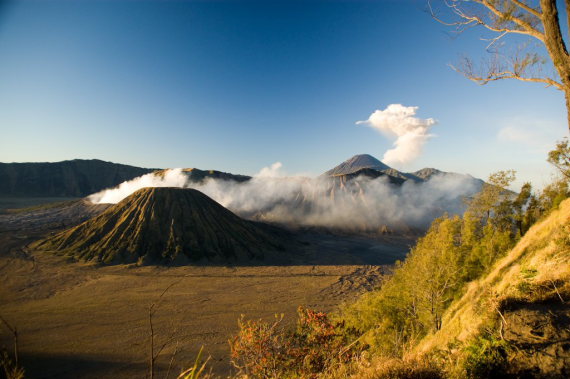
[357,104,436,167]
[88,165,480,233]
[88,168,187,204]
[255,162,284,178]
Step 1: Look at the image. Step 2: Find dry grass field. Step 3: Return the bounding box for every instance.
[0,223,412,378]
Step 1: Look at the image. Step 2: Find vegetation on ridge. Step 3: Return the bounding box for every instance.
[219,141,570,378]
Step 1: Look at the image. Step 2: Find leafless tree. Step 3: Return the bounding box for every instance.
[429,0,570,130]
[147,275,211,379]
[148,281,182,379]
[0,315,23,379]
[0,316,18,369]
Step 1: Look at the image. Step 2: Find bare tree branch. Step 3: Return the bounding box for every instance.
[429,0,545,40]
[511,0,542,18]
[431,0,570,142]
[451,62,563,88]
[479,0,545,39]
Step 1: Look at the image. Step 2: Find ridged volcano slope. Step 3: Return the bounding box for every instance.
[32,187,287,265]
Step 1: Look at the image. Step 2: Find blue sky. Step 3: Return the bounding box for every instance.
[0,0,567,188]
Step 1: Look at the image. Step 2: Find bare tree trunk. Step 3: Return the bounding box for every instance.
[149,307,154,379]
[566,0,570,43]
[565,89,570,131]
[541,0,570,131]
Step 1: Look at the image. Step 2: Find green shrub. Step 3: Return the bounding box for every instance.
[554,224,570,247]
[461,334,509,379]
[371,357,443,379]
[520,267,538,280]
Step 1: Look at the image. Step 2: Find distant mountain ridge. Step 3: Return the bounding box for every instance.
[155,168,251,183]
[323,154,484,187]
[0,159,155,197]
[412,167,443,180]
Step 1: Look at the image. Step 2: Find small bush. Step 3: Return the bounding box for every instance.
[461,334,509,379]
[229,307,358,378]
[520,267,538,280]
[229,314,289,378]
[364,356,442,379]
[515,280,534,296]
[294,307,357,374]
[554,224,570,247]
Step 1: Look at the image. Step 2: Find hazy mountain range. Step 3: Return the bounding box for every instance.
[324,154,483,186]
[0,154,484,198]
[0,159,154,197]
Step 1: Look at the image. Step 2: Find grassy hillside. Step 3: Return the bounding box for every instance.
[352,198,570,378]
[414,197,570,377]
[0,159,154,197]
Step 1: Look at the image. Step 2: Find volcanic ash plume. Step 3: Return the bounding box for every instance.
[357,104,436,167]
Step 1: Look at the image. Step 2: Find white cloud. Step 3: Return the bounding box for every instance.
[496,117,563,153]
[255,162,284,178]
[357,104,436,167]
[495,117,564,190]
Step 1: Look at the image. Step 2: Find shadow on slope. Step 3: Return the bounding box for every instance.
[14,351,147,379]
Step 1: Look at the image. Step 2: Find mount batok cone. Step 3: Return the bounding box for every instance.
[32,187,288,265]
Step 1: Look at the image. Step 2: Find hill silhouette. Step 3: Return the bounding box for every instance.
[0,159,154,197]
[32,187,288,265]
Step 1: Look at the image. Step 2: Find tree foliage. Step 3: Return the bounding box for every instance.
[548,137,570,179]
[339,170,550,357]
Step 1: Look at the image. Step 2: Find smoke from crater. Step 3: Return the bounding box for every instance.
[88,163,479,232]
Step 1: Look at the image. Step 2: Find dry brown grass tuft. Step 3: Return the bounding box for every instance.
[350,356,442,379]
